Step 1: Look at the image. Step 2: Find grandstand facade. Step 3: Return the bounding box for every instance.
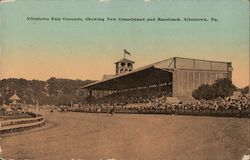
[82,57,233,99]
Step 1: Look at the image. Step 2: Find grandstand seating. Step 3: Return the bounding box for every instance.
[71,89,250,117]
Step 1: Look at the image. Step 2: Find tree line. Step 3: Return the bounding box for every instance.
[0,78,95,105]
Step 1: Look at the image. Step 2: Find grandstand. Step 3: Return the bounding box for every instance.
[82,57,233,102]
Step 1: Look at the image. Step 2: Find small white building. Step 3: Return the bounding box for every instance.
[9,92,21,105]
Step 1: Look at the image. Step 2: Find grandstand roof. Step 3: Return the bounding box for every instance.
[82,57,175,90]
[82,57,231,91]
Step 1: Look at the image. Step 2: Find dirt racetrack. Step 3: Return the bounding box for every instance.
[1,110,250,160]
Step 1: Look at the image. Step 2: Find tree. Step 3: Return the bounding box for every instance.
[241,86,249,94]
[212,78,235,98]
[192,78,235,100]
[192,84,216,100]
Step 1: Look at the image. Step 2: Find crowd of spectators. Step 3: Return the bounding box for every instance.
[1,88,249,118]
[69,90,249,118]
[0,104,33,118]
[95,87,172,105]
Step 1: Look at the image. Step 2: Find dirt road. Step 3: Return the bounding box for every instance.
[1,110,249,160]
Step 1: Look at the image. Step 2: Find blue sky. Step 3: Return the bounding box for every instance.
[0,0,249,87]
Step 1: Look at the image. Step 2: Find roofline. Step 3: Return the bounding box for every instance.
[114,58,135,64]
[173,56,231,64]
[82,64,155,89]
[82,56,232,89]
[114,61,135,64]
[82,57,175,89]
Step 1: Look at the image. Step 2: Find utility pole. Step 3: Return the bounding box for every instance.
[36,100,38,117]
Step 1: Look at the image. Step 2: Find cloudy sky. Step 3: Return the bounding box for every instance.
[0,0,249,87]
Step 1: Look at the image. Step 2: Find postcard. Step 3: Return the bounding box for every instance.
[0,0,249,160]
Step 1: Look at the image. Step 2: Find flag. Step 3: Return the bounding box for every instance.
[124,49,131,56]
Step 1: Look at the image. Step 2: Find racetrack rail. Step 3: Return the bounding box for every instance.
[0,115,45,134]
